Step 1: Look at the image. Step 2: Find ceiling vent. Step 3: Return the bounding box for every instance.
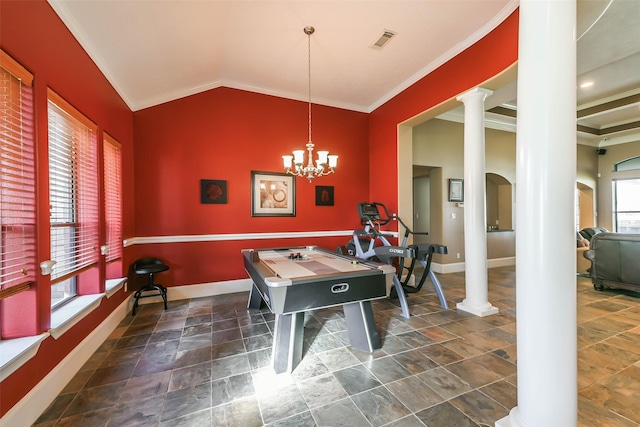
[371,30,396,49]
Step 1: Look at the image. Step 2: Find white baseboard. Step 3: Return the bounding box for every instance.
[488,257,516,268]
[136,278,253,306]
[1,297,130,427]
[437,262,465,274]
[431,257,515,274]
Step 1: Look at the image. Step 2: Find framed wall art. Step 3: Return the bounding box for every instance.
[315,186,334,206]
[448,178,464,202]
[251,171,296,217]
[200,179,227,204]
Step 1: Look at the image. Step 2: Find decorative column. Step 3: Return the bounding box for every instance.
[496,0,577,426]
[456,87,498,317]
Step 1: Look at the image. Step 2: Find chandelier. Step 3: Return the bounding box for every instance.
[282,26,338,182]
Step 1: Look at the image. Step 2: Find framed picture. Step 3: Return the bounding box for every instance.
[448,178,464,202]
[315,186,334,206]
[251,171,296,216]
[200,179,227,204]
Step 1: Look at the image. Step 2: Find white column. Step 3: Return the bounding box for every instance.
[456,87,498,317]
[496,0,577,426]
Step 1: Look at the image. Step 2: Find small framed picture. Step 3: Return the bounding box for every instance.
[448,178,464,202]
[315,186,334,206]
[200,179,227,204]
[251,171,296,217]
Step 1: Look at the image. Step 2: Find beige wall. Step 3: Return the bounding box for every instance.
[412,119,517,264]
[595,141,640,231]
[411,119,608,265]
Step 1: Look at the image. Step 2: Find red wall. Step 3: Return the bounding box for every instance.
[368,9,520,213]
[132,88,370,286]
[0,0,134,417]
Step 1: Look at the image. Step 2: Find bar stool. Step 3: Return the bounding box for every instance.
[132,257,169,315]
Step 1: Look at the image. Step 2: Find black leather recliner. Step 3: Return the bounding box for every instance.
[583,233,640,293]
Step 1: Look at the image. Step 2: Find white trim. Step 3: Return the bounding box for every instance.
[437,107,517,133]
[488,256,516,268]
[438,261,466,274]
[431,257,515,274]
[50,294,104,340]
[429,262,447,274]
[136,278,253,306]
[0,297,130,427]
[123,230,358,247]
[0,333,50,382]
[105,278,126,298]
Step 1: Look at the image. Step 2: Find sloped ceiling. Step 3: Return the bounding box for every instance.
[48,0,640,146]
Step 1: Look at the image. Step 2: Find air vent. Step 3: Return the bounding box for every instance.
[371,30,396,49]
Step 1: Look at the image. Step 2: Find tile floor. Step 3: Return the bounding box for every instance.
[33,267,640,426]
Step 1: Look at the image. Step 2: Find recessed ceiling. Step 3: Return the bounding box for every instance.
[442,0,640,147]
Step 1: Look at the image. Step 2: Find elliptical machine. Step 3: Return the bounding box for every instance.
[342,202,449,317]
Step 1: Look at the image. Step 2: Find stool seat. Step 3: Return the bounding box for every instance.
[132,258,169,315]
[134,263,169,275]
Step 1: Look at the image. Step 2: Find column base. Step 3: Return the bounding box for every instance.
[495,407,528,427]
[457,300,499,317]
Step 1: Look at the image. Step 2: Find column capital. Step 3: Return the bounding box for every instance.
[456,87,494,103]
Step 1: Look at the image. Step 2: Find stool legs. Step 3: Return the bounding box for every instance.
[132,272,168,315]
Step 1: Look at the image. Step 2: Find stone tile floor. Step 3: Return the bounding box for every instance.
[33,267,640,426]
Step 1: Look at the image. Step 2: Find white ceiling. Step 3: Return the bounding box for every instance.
[48,0,640,146]
[47,0,517,112]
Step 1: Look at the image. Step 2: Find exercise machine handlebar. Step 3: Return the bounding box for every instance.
[357,201,428,243]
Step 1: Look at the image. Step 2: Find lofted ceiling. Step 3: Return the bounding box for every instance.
[48,0,640,147]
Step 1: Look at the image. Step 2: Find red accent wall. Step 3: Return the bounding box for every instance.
[132,88,370,286]
[368,9,520,213]
[0,0,134,417]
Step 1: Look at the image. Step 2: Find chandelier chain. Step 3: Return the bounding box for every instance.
[308,29,312,145]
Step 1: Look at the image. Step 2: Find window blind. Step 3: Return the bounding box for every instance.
[47,90,99,284]
[103,134,122,263]
[0,50,36,300]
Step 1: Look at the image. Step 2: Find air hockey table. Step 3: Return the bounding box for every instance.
[243,246,394,374]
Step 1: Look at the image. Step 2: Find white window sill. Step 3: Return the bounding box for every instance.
[0,333,50,382]
[0,289,115,380]
[105,277,126,298]
[50,294,104,339]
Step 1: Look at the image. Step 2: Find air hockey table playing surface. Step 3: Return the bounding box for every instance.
[243,246,394,373]
[243,246,394,314]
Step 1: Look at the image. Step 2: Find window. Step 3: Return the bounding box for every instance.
[0,50,36,302]
[613,179,640,233]
[615,155,640,172]
[48,90,99,308]
[103,134,122,270]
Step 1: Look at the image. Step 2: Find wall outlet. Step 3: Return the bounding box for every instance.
[456,253,460,259]
[451,213,456,219]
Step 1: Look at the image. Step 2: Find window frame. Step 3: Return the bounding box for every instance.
[0,50,36,302]
[47,89,99,308]
[613,178,640,234]
[103,134,123,273]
